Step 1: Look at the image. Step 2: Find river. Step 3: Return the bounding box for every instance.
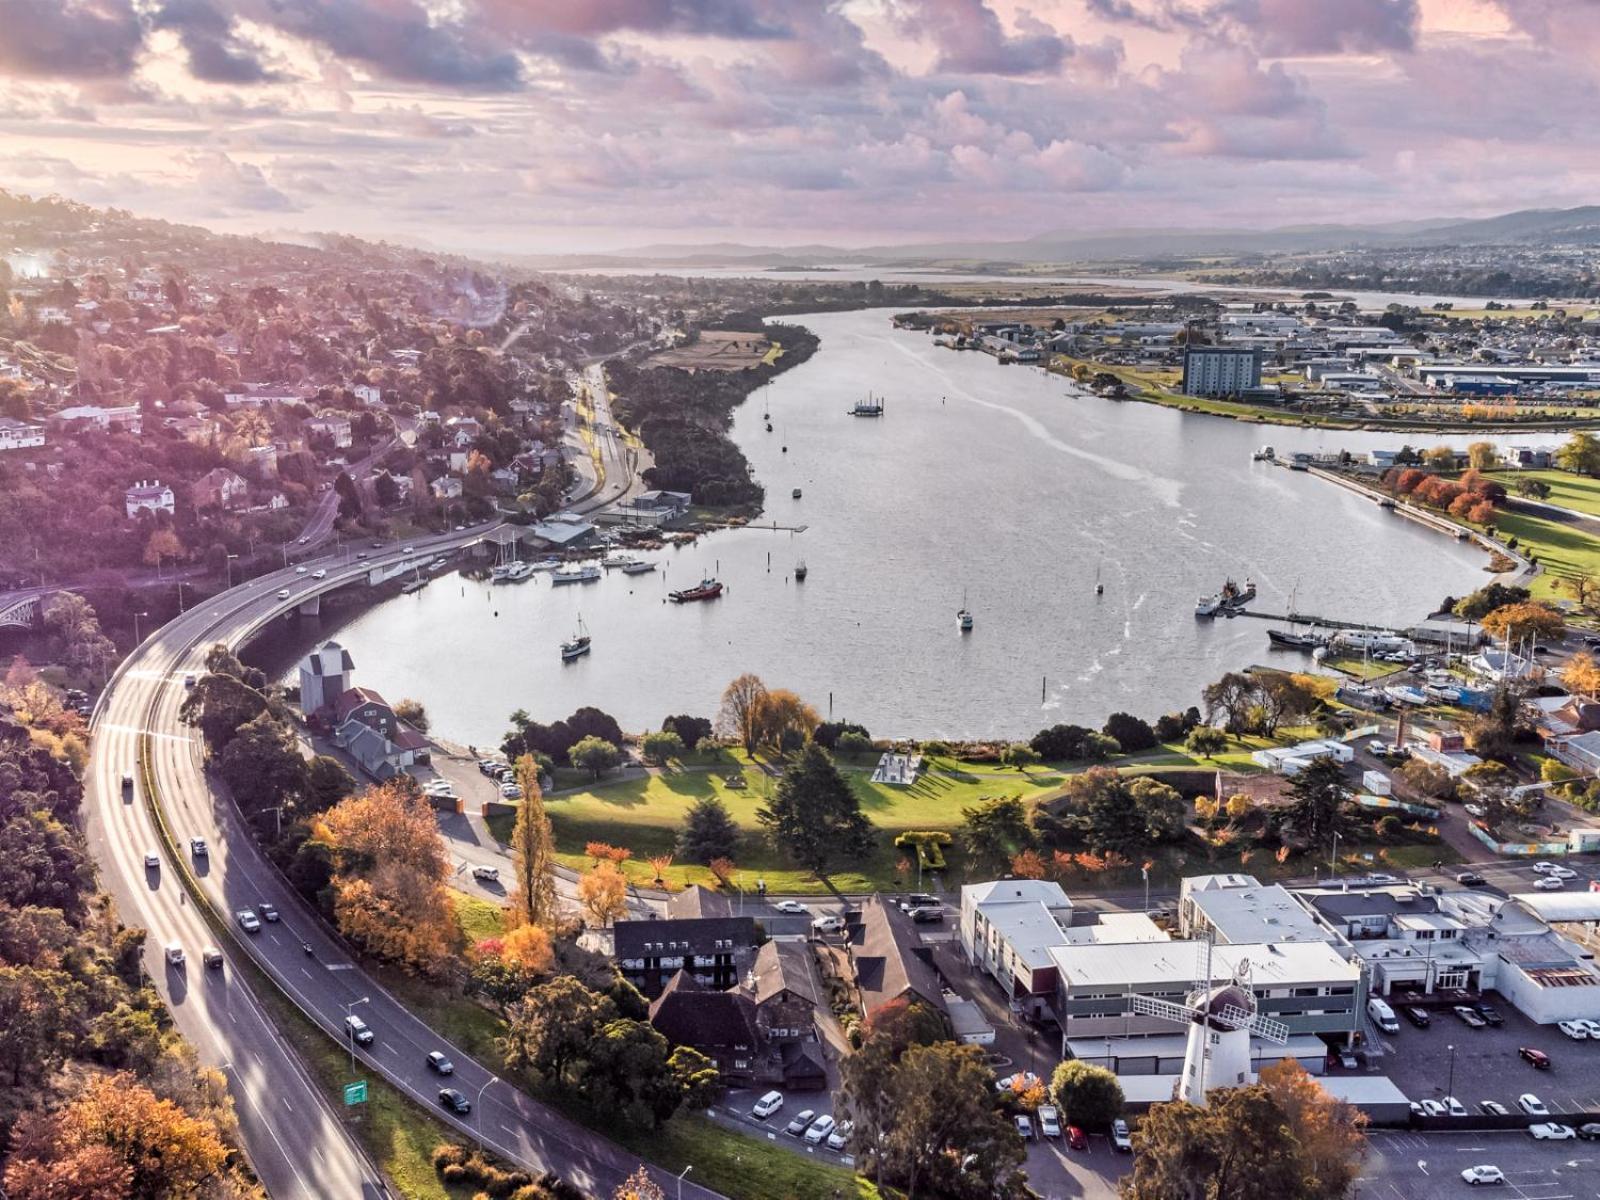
[250,307,1511,746]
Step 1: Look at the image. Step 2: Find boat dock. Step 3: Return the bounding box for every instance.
[1235,608,1394,634]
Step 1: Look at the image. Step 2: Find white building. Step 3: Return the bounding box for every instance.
[1178,877,1335,945]
[959,880,1075,1012]
[297,641,354,716]
[50,404,142,433]
[352,384,382,406]
[0,419,45,451]
[124,479,175,518]
[1181,347,1261,397]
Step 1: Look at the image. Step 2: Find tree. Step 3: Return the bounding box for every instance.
[1556,430,1600,476]
[142,526,184,568]
[0,965,77,1087]
[677,794,739,864]
[1454,581,1530,621]
[756,743,873,876]
[315,780,458,975]
[570,735,621,780]
[1465,686,1523,761]
[881,1042,1026,1200]
[1257,1060,1368,1200]
[1256,674,1321,736]
[178,670,268,751]
[218,711,309,833]
[1185,726,1228,759]
[586,1018,683,1128]
[1466,440,1498,471]
[999,742,1040,769]
[1051,1059,1125,1131]
[640,729,684,764]
[1397,756,1455,802]
[716,673,769,752]
[1202,672,1257,733]
[1120,1087,1307,1200]
[1480,601,1564,645]
[1031,723,1094,761]
[506,755,558,929]
[669,1045,722,1109]
[1051,768,1186,856]
[958,795,1033,876]
[613,1166,667,1200]
[661,713,713,750]
[578,861,628,926]
[500,923,554,974]
[1423,444,1457,469]
[503,976,617,1085]
[1564,652,1600,697]
[334,469,361,517]
[1103,712,1157,753]
[394,697,429,732]
[1285,756,1350,851]
[305,754,357,813]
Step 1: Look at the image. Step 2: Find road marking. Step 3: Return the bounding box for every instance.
[100,723,195,744]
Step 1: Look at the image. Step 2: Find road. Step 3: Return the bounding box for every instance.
[91,528,725,1200]
[290,421,407,555]
[565,364,649,516]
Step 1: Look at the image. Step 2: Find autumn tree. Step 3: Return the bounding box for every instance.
[1556,430,1600,476]
[1480,601,1565,645]
[506,754,557,929]
[315,780,458,975]
[142,526,184,568]
[755,687,820,751]
[393,697,429,732]
[1121,1087,1307,1200]
[1466,440,1497,471]
[500,923,554,974]
[716,673,769,752]
[578,861,629,926]
[613,1166,667,1200]
[1564,652,1600,697]
[1258,1059,1368,1200]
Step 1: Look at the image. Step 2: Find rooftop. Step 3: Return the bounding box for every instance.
[1186,884,1334,945]
[1059,912,1168,946]
[976,899,1075,968]
[1050,938,1360,991]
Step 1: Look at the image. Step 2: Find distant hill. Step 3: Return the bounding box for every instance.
[533,206,1600,269]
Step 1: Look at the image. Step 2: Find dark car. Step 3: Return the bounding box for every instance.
[1066,1126,1088,1152]
[1577,1123,1600,1141]
[1520,1046,1552,1070]
[426,1051,455,1075]
[438,1088,471,1115]
[1475,1003,1505,1027]
[1404,1007,1432,1029]
[1456,872,1487,887]
[257,902,280,923]
[910,906,944,924]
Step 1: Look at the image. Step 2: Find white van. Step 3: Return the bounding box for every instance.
[1367,997,1400,1034]
[165,942,186,967]
[751,1090,784,1120]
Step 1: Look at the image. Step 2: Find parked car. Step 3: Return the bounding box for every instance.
[1403,1006,1431,1028]
[785,1110,817,1136]
[1535,876,1566,891]
[236,909,261,933]
[804,1116,836,1145]
[1576,1123,1600,1141]
[1520,1046,1552,1069]
[1111,1119,1132,1152]
[1518,1094,1548,1116]
[1479,1101,1509,1116]
[477,759,501,776]
[827,1121,853,1151]
[1460,1165,1504,1186]
[751,1091,783,1120]
[344,1015,374,1045]
[1443,1096,1468,1117]
[1367,998,1400,1033]
[1475,1003,1504,1026]
[1551,866,1578,880]
[1533,861,1558,873]
[1066,1125,1088,1152]
[438,1088,471,1115]
[1558,1020,1589,1040]
[1013,1115,1033,1140]
[471,865,500,883]
[1036,1106,1061,1138]
[1529,1123,1575,1140]
[499,783,522,799]
[1578,1020,1600,1038]
[427,1051,454,1075]
[1454,1006,1487,1028]
[1456,872,1487,887]
[773,900,808,915]
[1417,1099,1447,1117]
[811,915,846,935]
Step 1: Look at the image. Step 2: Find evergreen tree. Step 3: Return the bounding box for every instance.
[756,744,873,875]
[677,794,739,864]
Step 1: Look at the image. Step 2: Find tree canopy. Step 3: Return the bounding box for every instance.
[756,744,873,875]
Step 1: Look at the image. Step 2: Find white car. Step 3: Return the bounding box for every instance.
[1558,1020,1589,1040]
[144,851,160,869]
[1578,1019,1600,1038]
[1111,1118,1132,1152]
[312,569,327,580]
[1532,861,1558,873]
[499,783,522,799]
[1550,865,1578,879]
[811,915,845,935]
[276,589,290,600]
[1480,1101,1509,1116]
[1014,1114,1033,1140]
[751,1091,783,1120]
[1417,1099,1447,1117]
[165,942,185,966]
[1518,1093,1549,1116]
[1535,876,1566,891]
[1460,1165,1505,1186]
[471,865,500,882]
[1037,1106,1061,1138]
[827,1120,852,1151]
[236,909,261,933]
[1443,1096,1468,1117]
[773,900,809,915]
[344,1015,374,1045]
[804,1115,836,1145]
[1529,1123,1575,1140]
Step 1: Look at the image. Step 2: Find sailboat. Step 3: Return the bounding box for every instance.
[1095,563,1104,596]
[957,589,974,632]
[560,615,591,661]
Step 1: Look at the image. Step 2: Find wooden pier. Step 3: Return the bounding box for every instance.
[1234,609,1394,634]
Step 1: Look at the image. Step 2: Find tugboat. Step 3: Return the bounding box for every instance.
[794,559,808,582]
[669,577,724,603]
[849,394,886,417]
[560,616,591,661]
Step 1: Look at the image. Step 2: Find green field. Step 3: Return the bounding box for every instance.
[1481,506,1600,600]
[1495,468,1600,518]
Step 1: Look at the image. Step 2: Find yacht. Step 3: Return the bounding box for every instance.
[561,616,591,661]
[621,559,656,575]
[849,394,886,417]
[501,561,535,582]
[794,559,808,582]
[957,588,974,631]
[551,564,601,585]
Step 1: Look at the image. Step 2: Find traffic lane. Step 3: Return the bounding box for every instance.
[1361,1130,1594,1199]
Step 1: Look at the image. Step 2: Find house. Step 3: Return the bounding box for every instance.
[191,467,249,511]
[331,686,428,779]
[613,916,759,998]
[666,884,737,920]
[849,897,949,1023]
[631,490,693,513]
[352,384,382,406]
[124,479,175,518]
[303,415,352,449]
[649,972,763,1088]
[743,939,824,1052]
[224,385,301,407]
[430,476,462,500]
[297,641,354,716]
[960,880,1075,1014]
[528,513,595,548]
[50,404,142,434]
[0,419,45,452]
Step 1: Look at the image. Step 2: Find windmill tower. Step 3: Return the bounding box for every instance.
[1129,952,1289,1106]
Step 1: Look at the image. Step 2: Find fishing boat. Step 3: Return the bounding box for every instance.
[501,561,535,582]
[1194,594,1222,618]
[621,559,656,575]
[560,615,591,661]
[792,487,803,499]
[551,564,601,585]
[957,589,974,631]
[794,559,808,582]
[669,577,724,603]
[1197,578,1254,617]
[849,394,885,417]
[1268,628,1324,650]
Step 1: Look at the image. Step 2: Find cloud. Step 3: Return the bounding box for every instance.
[153,0,277,84]
[475,0,791,40]
[183,150,298,213]
[896,0,1074,76]
[0,0,145,80]
[1210,0,1420,56]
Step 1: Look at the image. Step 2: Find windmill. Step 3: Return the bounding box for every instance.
[1128,949,1289,1106]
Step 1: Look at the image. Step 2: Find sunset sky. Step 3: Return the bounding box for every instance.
[0,0,1594,254]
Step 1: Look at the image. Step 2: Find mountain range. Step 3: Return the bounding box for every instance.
[528,206,1600,270]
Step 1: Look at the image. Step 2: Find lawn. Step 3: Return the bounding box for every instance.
[1479,505,1600,600]
[617,1115,879,1200]
[1494,468,1600,518]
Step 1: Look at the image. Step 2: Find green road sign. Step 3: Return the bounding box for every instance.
[343,1081,368,1106]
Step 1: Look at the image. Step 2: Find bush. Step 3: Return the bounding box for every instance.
[434,1144,470,1170]
[813,720,871,750]
[920,739,952,756]
[441,1163,470,1184]
[836,730,873,756]
[1103,712,1157,753]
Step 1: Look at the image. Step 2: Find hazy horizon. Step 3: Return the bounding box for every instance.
[1,1,1597,255]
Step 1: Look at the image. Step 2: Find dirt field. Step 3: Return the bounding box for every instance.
[649,329,773,371]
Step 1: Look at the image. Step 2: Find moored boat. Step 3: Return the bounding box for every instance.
[560,615,591,661]
[849,394,885,417]
[794,559,807,582]
[669,577,724,603]
[551,564,601,585]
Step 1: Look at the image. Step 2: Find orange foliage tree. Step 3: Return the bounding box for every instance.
[578,862,629,926]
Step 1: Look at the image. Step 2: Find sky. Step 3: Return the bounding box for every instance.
[0,0,1596,255]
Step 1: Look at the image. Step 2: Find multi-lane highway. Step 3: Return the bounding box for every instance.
[90,528,722,1199]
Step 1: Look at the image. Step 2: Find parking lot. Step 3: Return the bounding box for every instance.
[1359,1130,1600,1199]
[1362,994,1600,1119]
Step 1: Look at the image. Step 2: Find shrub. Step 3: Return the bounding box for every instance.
[1103,712,1157,753]
[434,1144,470,1170]
[441,1163,470,1184]
[836,730,873,756]
[921,739,952,756]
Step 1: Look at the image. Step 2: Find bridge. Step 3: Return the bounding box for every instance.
[0,586,74,631]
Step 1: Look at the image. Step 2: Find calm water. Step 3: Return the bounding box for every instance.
[254,308,1502,744]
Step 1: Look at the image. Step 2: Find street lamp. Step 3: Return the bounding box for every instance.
[266,805,283,842]
[475,1076,499,1123]
[343,996,370,1073]
[1330,830,1341,879]
[224,553,239,589]
[132,610,148,647]
[677,1165,693,1200]
[1445,1043,1456,1100]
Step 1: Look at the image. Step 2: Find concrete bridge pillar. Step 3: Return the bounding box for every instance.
[297,594,321,617]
